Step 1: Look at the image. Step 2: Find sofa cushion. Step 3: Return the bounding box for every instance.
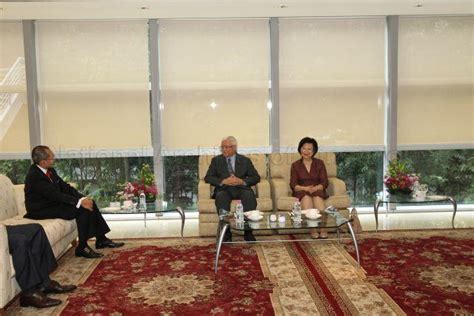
[0,175,19,221]
[13,184,26,217]
[0,216,76,249]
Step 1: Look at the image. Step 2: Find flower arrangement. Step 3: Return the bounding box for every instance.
[384,158,419,195]
[116,164,159,202]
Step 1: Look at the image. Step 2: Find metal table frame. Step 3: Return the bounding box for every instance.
[374,195,457,231]
[214,213,360,273]
[101,206,186,238]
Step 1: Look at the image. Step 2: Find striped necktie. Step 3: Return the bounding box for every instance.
[46,169,53,182]
[227,158,234,175]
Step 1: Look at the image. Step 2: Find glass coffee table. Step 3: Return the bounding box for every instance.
[100,201,185,237]
[214,209,360,273]
[374,192,457,231]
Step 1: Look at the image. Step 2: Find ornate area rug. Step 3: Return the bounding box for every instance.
[344,229,474,315]
[6,237,401,315]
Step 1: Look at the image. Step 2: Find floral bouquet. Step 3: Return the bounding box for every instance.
[116,164,159,202]
[384,158,419,195]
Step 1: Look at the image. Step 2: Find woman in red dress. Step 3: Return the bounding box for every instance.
[290,137,329,239]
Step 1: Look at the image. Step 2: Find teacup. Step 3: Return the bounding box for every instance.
[123,200,133,209]
[110,201,121,208]
[247,214,263,221]
[306,209,320,218]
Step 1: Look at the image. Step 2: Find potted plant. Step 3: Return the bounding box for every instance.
[384,158,419,195]
[116,164,160,203]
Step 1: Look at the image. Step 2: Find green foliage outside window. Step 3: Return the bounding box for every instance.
[336,152,384,205]
[1,149,472,209]
[398,149,474,203]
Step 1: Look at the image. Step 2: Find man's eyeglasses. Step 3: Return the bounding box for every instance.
[221,145,235,149]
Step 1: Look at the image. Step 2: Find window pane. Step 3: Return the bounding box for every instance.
[398,17,474,146]
[0,159,31,184]
[280,18,385,148]
[336,151,384,206]
[53,157,154,208]
[0,22,29,153]
[164,156,198,210]
[36,21,151,151]
[398,149,474,203]
[159,20,270,150]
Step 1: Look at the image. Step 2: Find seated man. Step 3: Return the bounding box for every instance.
[24,145,124,259]
[204,136,260,242]
[6,223,76,308]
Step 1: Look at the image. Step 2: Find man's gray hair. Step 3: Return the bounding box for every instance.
[222,136,238,146]
[31,145,51,164]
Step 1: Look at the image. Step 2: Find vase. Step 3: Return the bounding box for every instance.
[387,188,413,195]
[146,197,156,204]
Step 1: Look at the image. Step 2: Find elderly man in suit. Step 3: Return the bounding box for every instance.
[24,145,124,259]
[7,223,76,308]
[204,136,260,242]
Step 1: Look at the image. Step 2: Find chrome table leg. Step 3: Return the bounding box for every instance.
[346,222,360,267]
[214,224,229,274]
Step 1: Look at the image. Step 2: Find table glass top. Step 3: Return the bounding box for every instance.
[224,210,350,231]
[376,192,451,204]
[100,201,176,214]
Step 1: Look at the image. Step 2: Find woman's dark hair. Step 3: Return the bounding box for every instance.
[297,137,318,156]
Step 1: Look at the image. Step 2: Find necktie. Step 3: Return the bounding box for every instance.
[46,169,53,182]
[227,158,234,175]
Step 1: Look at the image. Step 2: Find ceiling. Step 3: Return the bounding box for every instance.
[0,0,473,20]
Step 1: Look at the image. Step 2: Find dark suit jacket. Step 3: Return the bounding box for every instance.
[24,165,84,214]
[204,154,260,198]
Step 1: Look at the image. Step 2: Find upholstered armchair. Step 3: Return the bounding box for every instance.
[198,154,273,236]
[269,152,351,212]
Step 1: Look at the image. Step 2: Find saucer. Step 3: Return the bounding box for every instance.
[247,215,263,222]
[102,206,121,212]
[245,210,264,217]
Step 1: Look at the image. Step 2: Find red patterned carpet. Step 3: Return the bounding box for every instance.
[60,240,357,315]
[61,243,275,315]
[6,237,403,315]
[344,229,474,315]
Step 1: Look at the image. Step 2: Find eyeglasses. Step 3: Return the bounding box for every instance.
[221,145,235,149]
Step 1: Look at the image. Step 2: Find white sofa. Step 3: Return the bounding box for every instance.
[0,174,78,310]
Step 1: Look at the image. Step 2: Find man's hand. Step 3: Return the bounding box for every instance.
[80,198,94,211]
[221,175,245,186]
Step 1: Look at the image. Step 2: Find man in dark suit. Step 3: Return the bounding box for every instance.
[24,145,124,259]
[7,223,76,308]
[204,136,260,242]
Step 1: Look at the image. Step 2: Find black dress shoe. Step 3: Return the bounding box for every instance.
[42,280,77,294]
[75,246,104,258]
[95,239,125,249]
[244,232,256,242]
[20,290,62,308]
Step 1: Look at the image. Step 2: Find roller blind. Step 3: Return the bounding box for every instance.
[36,21,151,152]
[398,16,474,146]
[279,18,385,149]
[0,22,29,153]
[159,20,270,151]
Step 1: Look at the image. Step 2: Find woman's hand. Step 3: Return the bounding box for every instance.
[308,185,324,193]
[295,185,312,192]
